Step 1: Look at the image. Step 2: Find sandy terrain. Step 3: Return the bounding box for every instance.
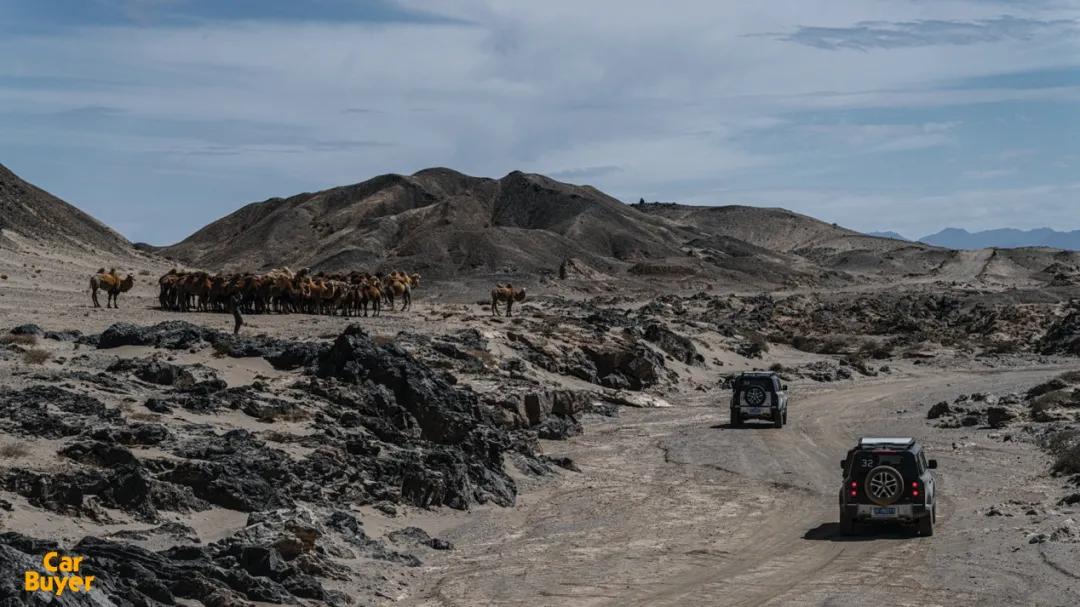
[406,363,1080,607]
[2,255,1079,606]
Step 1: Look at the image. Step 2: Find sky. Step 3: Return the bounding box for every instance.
[1,0,1078,245]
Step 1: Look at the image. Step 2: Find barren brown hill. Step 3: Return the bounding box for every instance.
[0,162,133,255]
[156,169,834,287]
[633,202,1080,286]
[154,169,1080,290]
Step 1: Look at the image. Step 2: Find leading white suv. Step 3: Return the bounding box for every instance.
[839,437,938,536]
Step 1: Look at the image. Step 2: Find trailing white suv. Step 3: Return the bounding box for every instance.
[729,371,789,428]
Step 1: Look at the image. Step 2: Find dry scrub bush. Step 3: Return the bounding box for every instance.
[738,332,770,359]
[791,335,848,355]
[1,334,37,346]
[1044,429,1080,476]
[22,349,51,365]
[0,442,30,458]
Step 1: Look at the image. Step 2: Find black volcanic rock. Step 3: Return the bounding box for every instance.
[98,321,211,350]
[644,323,704,365]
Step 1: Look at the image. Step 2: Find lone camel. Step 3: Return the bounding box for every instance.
[90,269,134,308]
[491,284,526,317]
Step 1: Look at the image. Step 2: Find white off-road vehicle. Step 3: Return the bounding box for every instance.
[729,371,788,428]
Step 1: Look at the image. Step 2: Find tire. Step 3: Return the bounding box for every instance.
[918,512,934,537]
[731,410,742,427]
[783,409,788,424]
[773,410,783,428]
[865,465,903,506]
[744,386,767,407]
[839,510,854,535]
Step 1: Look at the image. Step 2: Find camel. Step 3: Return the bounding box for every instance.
[153,266,413,317]
[359,278,382,317]
[90,268,135,308]
[490,284,526,317]
[384,277,412,311]
[158,269,181,309]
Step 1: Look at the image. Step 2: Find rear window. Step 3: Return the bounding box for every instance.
[850,450,917,476]
[735,377,775,391]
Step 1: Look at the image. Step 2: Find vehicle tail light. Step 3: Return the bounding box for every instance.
[849,481,858,497]
[911,481,920,498]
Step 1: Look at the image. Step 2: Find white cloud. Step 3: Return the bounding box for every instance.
[0,0,1078,242]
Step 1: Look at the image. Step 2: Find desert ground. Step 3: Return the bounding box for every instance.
[1,241,1079,606]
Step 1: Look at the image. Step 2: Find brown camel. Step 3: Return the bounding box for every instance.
[385,278,412,311]
[90,269,135,308]
[490,284,526,317]
[360,278,382,317]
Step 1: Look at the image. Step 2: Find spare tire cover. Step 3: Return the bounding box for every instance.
[743,386,767,407]
[865,465,903,506]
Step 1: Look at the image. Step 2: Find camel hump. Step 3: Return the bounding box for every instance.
[96,268,105,274]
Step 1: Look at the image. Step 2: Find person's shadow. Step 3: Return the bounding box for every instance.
[803,522,917,542]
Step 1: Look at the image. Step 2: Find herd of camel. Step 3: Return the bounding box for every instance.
[89,268,528,316]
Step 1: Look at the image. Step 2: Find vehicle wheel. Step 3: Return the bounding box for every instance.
[839,511,854,535]
[731,411,742,427]
[783,410,788,424]
[773,412,783,428]
[918,512,934,537]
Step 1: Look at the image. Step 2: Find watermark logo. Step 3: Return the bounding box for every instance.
[24,551,95,596]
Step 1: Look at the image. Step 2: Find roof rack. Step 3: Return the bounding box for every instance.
[858,437,915,448]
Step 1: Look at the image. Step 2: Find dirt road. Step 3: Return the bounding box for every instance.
[409,365,1080,607]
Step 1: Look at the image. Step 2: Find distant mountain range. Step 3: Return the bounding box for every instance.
[865,228,1080,250]
[918,228,1080,250]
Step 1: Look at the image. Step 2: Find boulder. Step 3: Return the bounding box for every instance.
[986,406,1016,429]
[9,324,42,336]
[98,321,210,350]
[643,323,704,365]
[927,401,951,420]
[523,392,553,426]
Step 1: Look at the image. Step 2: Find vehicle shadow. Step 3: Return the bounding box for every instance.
[803,522,917,542]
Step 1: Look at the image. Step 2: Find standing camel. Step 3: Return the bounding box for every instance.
[490,284,526,317]
[90,269,135,308]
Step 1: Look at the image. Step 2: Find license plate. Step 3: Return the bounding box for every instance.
[744,407,766,415]
[872,507,897,518]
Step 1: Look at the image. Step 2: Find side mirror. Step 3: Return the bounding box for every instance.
[928,459,938,469]
[782,385,789,391]
[840,459,847,471]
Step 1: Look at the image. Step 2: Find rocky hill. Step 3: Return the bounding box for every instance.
[634,202,1080,287]
[157,169,841,288]
[0,163,133,255]
[159,169,687,275]
[1,157,1076,292]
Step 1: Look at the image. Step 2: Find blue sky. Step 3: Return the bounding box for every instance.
[1,0,1078,244]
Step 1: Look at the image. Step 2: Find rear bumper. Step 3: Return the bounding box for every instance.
[843,503,929,523]
[734,406,781,420]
